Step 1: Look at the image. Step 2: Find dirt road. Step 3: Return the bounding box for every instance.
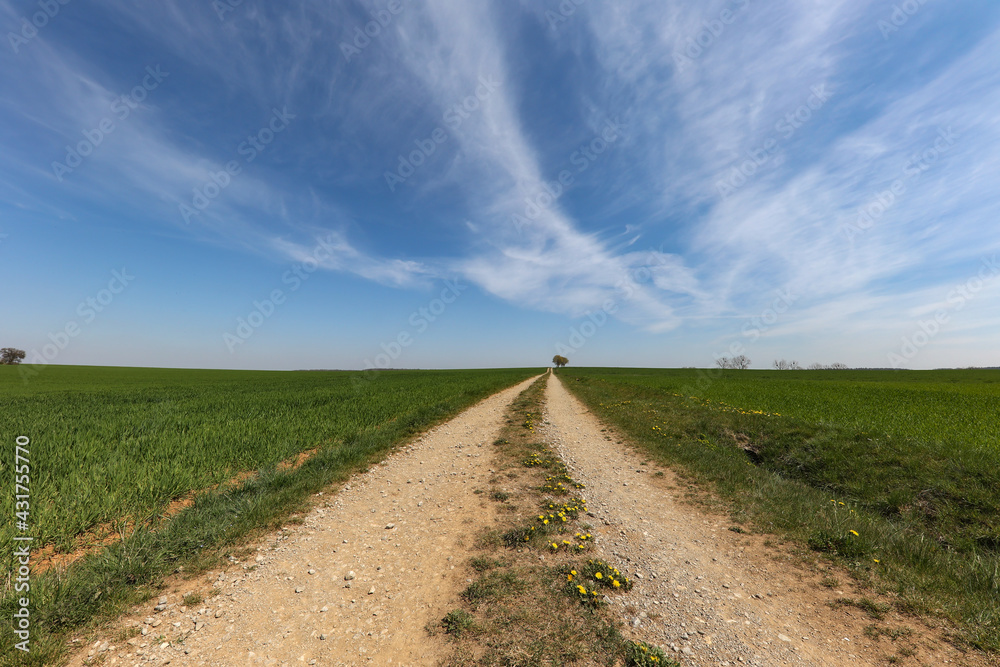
[68,372,991,666]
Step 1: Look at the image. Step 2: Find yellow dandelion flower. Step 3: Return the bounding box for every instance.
[594,572,603,580]
[849,530,859,536]
[613,580,621,588]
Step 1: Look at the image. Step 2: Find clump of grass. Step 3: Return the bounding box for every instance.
[501,526,531,548]
[489,490,510,502]
[181,593,202,606]
[831,596,890,620]
[469,556,504,572]
[807,528,869,559]
[441,609,476,637]
[885,626,914,640]
[462,571,526,603]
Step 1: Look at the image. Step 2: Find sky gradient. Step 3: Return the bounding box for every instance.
[2,0,999,372]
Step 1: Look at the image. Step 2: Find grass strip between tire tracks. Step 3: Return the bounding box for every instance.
[435,374,678,666]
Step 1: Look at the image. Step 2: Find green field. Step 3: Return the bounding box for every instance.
[568,367,1000,450]
[0,365,535,664]
[0,365,535,553]
[560,367,1000,650]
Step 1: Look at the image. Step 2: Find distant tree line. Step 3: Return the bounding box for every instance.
[775,359,849,370]
[715,355,751,369]
[713,356,851,370]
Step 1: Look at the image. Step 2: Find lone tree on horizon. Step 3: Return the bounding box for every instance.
[1,348,26,365]
[552,355,568,368]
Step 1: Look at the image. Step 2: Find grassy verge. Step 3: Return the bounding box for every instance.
[0,368,536,666]
[434,374,679,667]
[558,368,1000,653]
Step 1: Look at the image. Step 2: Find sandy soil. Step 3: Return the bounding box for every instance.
[66,371,996,667]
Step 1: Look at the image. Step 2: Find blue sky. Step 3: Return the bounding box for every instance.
[2,0,999,371]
